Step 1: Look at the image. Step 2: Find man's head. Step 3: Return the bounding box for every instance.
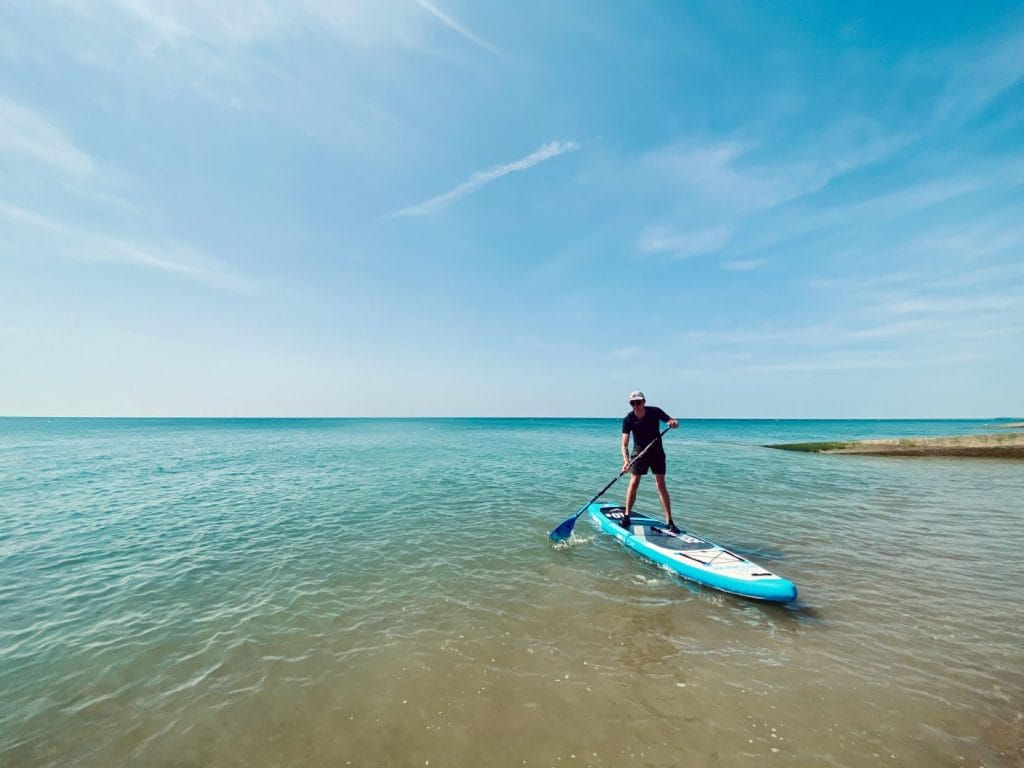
[628,390,646,406]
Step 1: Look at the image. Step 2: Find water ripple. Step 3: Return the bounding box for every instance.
[1,418,1022,767]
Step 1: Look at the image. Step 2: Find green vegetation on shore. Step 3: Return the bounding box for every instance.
[767,433,1024,458]
[769,441,854,453]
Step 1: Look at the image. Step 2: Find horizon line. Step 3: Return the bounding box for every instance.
[2,415,1019,421]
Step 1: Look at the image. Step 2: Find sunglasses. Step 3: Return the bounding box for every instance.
[630,400,645,405]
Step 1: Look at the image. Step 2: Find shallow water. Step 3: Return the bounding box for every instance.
[1,418,1022,767]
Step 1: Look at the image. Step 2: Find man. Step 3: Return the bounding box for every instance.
[621,390,679,532]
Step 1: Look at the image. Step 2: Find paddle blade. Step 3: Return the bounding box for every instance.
[548,514,579,542]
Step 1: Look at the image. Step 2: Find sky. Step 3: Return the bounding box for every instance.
[1,1,1022,418]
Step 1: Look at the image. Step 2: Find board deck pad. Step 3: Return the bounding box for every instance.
[599,506,732,552]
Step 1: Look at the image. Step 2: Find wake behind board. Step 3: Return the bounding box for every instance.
[587,503,797,603]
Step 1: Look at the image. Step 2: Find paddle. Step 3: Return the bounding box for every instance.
[548,426,672,542]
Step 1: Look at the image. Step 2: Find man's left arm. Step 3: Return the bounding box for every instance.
[659,407,679,429]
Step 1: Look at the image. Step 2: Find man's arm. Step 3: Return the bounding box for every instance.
[658,407,679,429]
[621,432,631,468]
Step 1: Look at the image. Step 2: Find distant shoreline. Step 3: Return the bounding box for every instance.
[767,433,1024,459]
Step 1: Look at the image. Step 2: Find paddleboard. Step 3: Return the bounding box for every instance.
[587,502,798,603]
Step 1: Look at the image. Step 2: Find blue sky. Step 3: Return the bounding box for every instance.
[1,1,1022,417]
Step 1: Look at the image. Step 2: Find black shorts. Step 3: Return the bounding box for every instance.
[630,447,666,476]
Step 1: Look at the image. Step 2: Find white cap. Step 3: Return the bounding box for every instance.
[628,390,645,403]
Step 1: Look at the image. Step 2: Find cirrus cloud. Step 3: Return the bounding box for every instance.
[385,140,580,218]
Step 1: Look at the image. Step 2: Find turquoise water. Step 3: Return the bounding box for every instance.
[1,418,1022,767]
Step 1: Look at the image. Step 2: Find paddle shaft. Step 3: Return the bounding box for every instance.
[548,425,672,541]
[583,425,673,508]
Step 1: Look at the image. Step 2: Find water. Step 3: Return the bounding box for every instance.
[1,418,1022,767]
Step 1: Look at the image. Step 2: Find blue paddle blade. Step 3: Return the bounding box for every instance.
[548,514,579,542]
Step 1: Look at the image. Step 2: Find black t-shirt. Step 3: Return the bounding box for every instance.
[622,406,671,452]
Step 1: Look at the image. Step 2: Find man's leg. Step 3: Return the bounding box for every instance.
[654,474,674,526]
[624,473,641,524]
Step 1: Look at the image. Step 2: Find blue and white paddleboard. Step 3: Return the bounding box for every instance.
[587,502,797,603]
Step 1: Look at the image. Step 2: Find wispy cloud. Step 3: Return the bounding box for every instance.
[758,174,992,254]
[931,29,1024,126]
[412,0,503,58]
[643,122,910,217]
[632,121,913,268]
[0,95,94,176]
[952,324,1024,340]
[871,293,1023,315]
[740,350,985,373]
[721,259,765,272]
[899,217,1024,262]
[0,201,250,291]
[0,90,247,292]
[386,140,579,218]
[683,325,835,347]
[63,1,505,62]
[809,240,1024,299]
[845,320,945,340]
[681,315,952,350]
[611,346,647,359]
[643,141,791,212]
[636,224,732,259]
[94,0,292,48]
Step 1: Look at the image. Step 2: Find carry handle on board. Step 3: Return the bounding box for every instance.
[548,426,672,542]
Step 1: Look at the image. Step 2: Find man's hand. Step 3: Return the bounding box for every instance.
[668,419,679,428]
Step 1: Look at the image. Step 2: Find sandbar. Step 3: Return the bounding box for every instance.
[767,433,1024,458]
